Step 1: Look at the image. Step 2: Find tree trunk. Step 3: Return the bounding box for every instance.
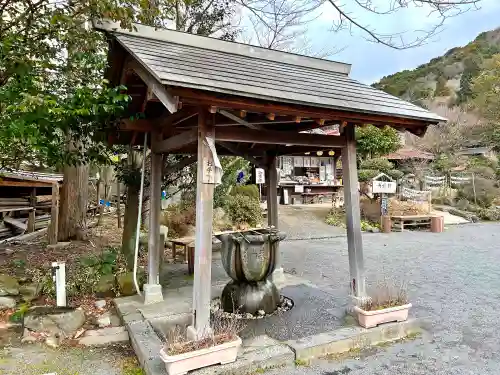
[122,184,140,270]
[141,190,150,229]
[58,163,89,241]
[96,178,102,226]
[117,180,122,228]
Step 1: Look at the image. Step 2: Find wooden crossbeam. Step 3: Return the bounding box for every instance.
[0,180,52,188]
[119,119,154,132]
[154,129,197,153]
[129,60,178,113]
[215,127,345,148]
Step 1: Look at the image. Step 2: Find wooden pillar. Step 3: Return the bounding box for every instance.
[96,177,101,210]
[188,109,216,340]
[48,184,59,245]
[144,129,164,304]
[342,125,366,297]
[266,154,279,228]
[266,153,283,281]
[333,154,340,181]
[27,188,36,233]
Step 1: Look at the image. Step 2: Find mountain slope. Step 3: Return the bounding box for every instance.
[372,28,500,106]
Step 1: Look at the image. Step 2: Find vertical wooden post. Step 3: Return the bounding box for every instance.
[333,154,340,182]
[27,188,36,233]
[144,129,164,304]
[342,125,366,297]
[48,184,59,245]
[266,153,283,281]
[266,154,279,228]
[188,108,216,340]
[96,177,101,210]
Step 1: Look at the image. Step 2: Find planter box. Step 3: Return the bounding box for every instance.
[354,303,412,329]
[159,337,242,375]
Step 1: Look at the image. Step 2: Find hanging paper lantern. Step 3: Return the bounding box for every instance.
[304,152,310,155]
[328,150,335,156]
[317,151,323,156]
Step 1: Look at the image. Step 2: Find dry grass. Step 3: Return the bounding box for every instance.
[161,204,196,238]
[388,198,429,216]
[165,311,245,355]
[360,197,429,223]
[359,278,409,311]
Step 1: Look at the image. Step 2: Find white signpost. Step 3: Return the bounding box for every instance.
[255,168,265,184]
[372,180,397,194]
[371,173,397,216]
[255,168,265,202]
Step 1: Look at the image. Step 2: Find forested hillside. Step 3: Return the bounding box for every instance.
[373,28,500,106]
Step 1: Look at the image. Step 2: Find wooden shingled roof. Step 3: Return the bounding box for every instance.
[96,20,445,126]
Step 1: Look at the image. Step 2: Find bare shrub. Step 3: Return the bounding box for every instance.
[165,311,245,355]
[417,105,481,155]
[360,278,408,311]
[161,204,196,238]
[458,177,499,208]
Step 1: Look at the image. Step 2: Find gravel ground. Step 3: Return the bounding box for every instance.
[279,204,345,240]
[269,222,500,375]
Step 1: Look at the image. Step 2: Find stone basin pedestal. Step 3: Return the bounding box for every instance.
[217,229,286,315]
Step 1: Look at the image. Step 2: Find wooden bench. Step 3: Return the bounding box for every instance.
[390,215,433,232]
[168,227,271,275]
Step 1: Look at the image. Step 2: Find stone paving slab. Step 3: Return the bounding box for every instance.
[192,335,294,375]
[127,317,294,375]
[127,320,166,375]
[287,318,428,361]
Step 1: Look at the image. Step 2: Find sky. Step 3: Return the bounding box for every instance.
[306,0,500,84]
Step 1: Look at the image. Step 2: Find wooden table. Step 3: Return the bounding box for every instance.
[168,227,271,275]
[170,237,195,274]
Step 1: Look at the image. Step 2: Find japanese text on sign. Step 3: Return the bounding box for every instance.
[372,180,396,194]
[255,168,265,184]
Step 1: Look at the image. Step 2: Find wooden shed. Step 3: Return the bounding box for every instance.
[0,170,62,242]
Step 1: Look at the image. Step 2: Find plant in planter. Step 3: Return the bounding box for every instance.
[354,279,411,329]
[159,312,245,375]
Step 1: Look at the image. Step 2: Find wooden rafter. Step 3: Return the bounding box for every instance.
[129,60,178,113]
[160,108,198,130]
[217,109,262,130]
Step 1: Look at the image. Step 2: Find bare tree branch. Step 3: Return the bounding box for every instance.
[326,0,482,49]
